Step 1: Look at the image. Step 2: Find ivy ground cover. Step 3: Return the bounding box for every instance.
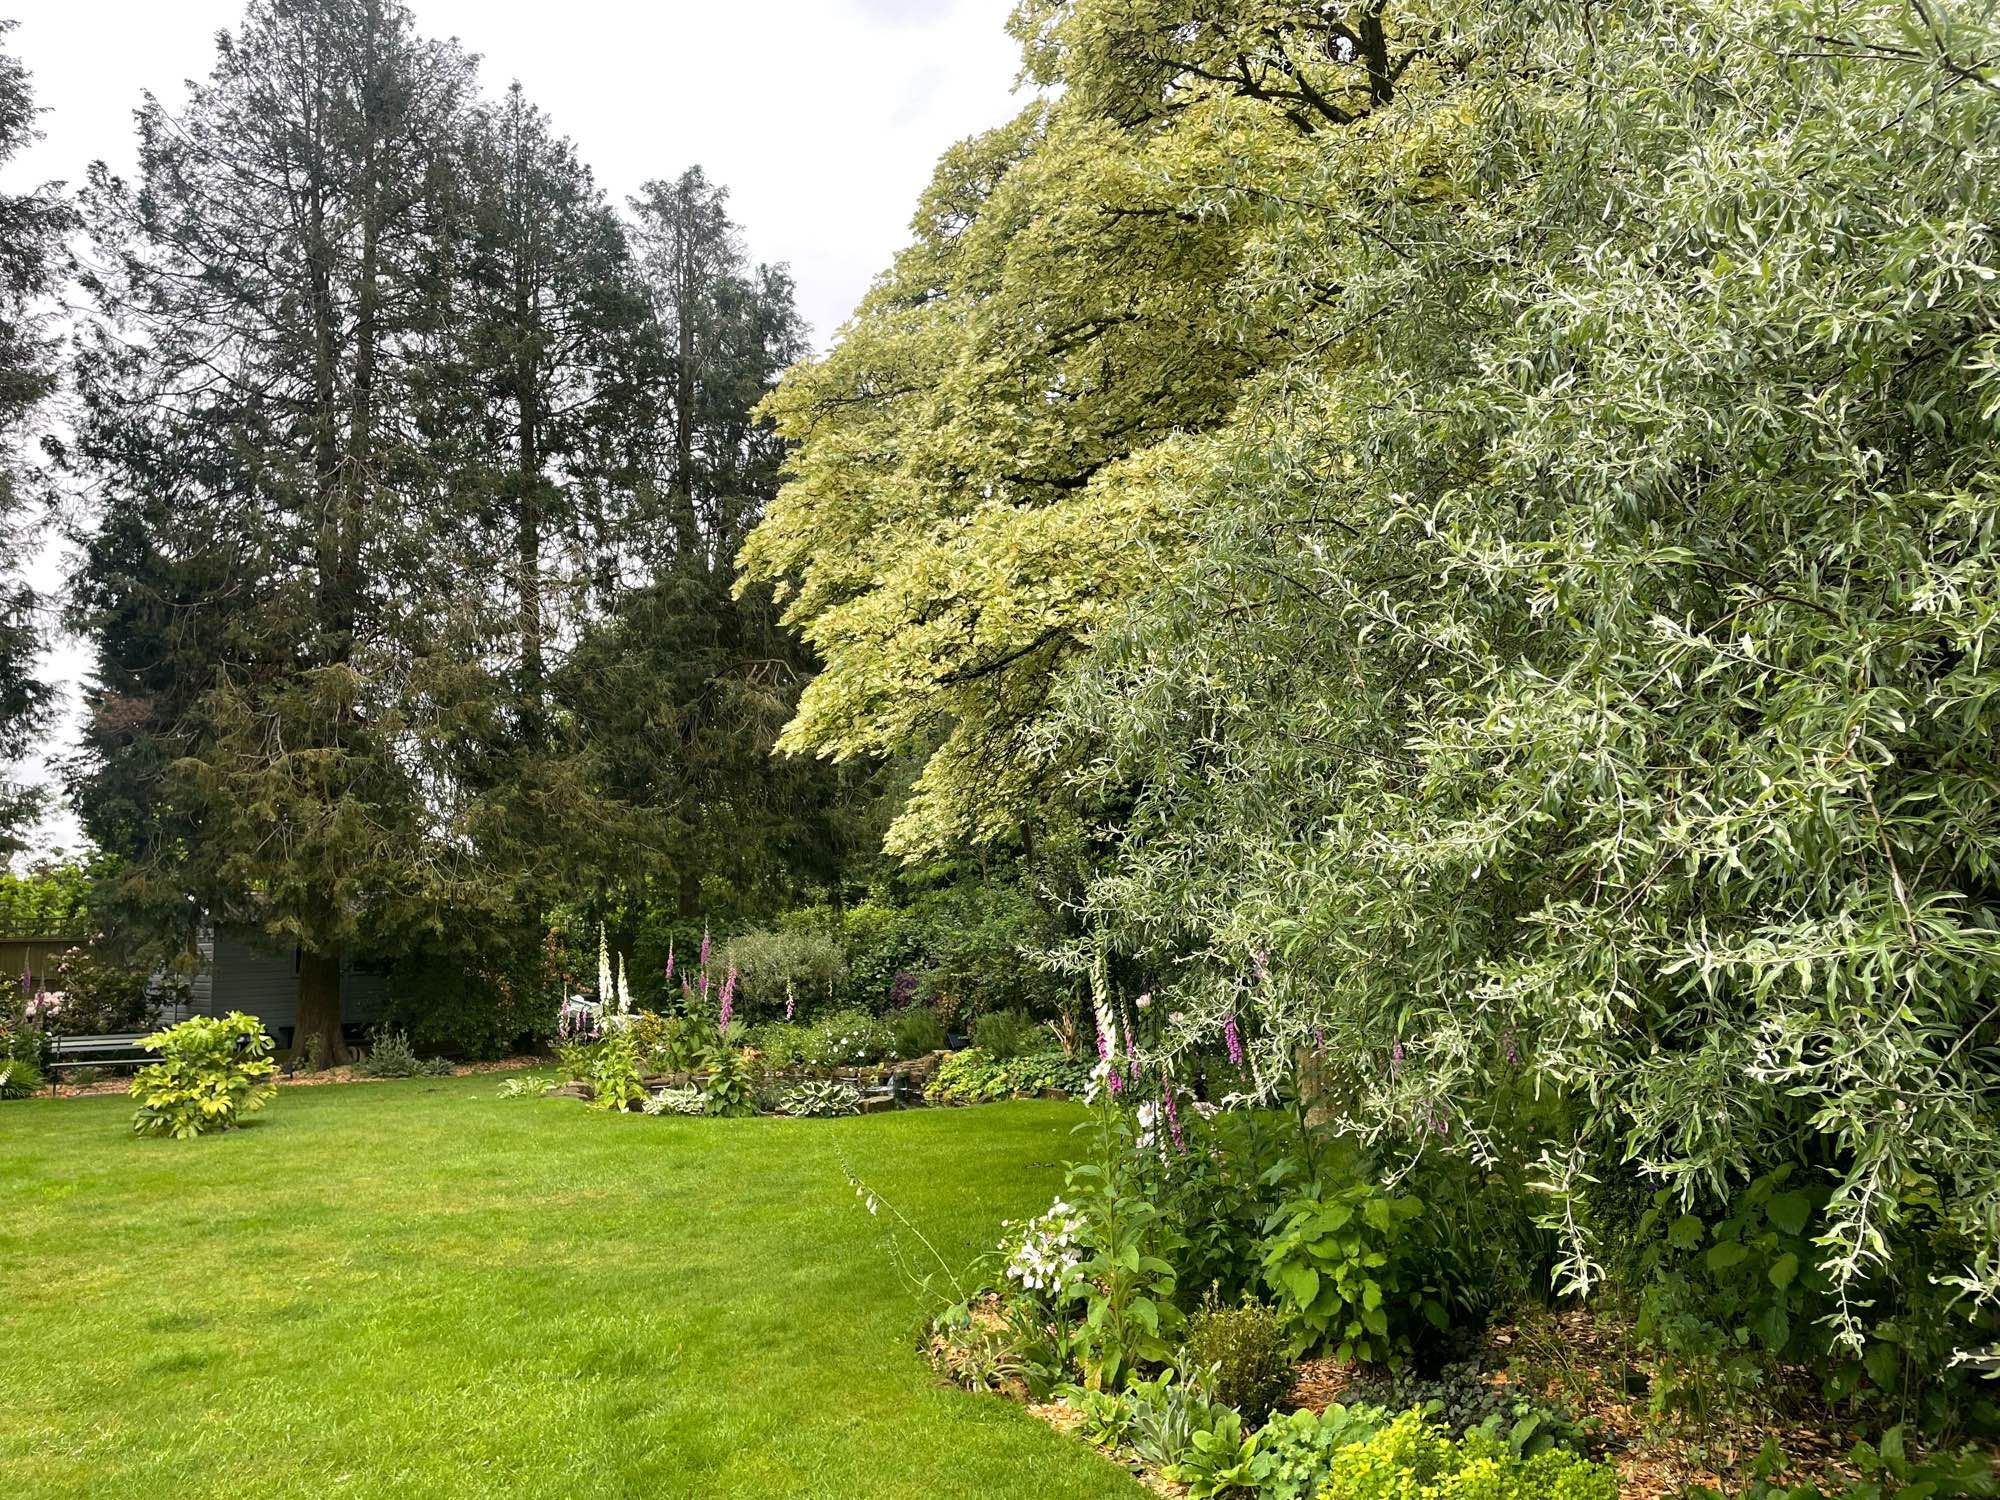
[0,1081,1140,1499]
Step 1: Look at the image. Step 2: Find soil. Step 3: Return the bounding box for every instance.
[41,1054,547,1098]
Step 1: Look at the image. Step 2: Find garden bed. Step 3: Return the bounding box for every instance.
[31,1052,547,1099]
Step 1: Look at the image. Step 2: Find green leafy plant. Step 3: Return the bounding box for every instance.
[1259,1180,1435,1363]
[931,1048,1090,1105]
[803,1007,891,1069]
[1068,1106,1186,1389]
[971,1007,1036,1061]
[0,1051,42,1098]
[356,1028,452,1079]
[1317,1410,1619,1500]
[702,1046,758,1118]
[1627,1167,1834,1436]
[587,1028,647,1112]
[747,1020,812,1068]
[1165,1404,1258,1497]
[1072,1385,1135,1449]
[1347,1359,1597,1460]
[1183,1295,1295,1423]
[1122,1367,1224,1473]
[1000,1294,1079,1401]
[1245,1403,1393,1500]
[554,1039,597,1084]
[925,1302,1024,1395]
[629,1010,708,1074]
[890,1005,946,1059]
[779,1079,861,1118]
[641,1085,704,1116]
[128,1012,277,1138]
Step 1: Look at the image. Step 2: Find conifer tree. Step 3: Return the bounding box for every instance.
[72,0,481,1061]
[0,23,72,856]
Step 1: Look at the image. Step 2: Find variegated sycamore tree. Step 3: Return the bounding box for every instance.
[740,2,1424,858]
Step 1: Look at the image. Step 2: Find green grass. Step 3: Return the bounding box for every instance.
[0,1078,1140,1499]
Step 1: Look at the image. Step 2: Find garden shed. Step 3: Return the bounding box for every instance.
[195,926,390,1049]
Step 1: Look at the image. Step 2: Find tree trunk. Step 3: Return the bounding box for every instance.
[674,186,698,559]
[1360,3,1394,106]
[516,274,545,744]
[295,948,349,1067]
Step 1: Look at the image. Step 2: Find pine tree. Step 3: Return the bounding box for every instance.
[439,82,651,744]
[556,172,839,922]
[72,0,482,1061]
[0,23,72,856]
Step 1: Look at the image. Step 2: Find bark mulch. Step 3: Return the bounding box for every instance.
[43,1053,545,1098]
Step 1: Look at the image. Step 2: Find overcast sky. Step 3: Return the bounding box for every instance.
[2,0,1025,864]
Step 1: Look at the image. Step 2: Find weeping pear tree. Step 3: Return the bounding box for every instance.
[737,0,1423,861]
[1046,0,2000,1357]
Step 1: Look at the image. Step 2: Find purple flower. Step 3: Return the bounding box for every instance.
[1223,1011,1244,1067]
[699,928,711,970]
[1314,1026,1327,1053]
[17,967,28,996]
[664,942,675,983]
[1162,1084,1185,1153]
[718,965,738,1034]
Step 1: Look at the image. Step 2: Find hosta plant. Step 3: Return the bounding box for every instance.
[779,1079,861,1118]
[129,1012,277,1138]
[641,1086,704,1116]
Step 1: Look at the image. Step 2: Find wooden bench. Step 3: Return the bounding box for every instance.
[46,1032,156,1074]
[43,1004,200,1080]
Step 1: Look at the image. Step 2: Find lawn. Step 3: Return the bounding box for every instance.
[0,1078,1142,1499]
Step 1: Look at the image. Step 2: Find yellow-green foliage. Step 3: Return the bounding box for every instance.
[738,3,1425,858]
[1317,1412,1618,1500]
[129,1012,277,1138]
